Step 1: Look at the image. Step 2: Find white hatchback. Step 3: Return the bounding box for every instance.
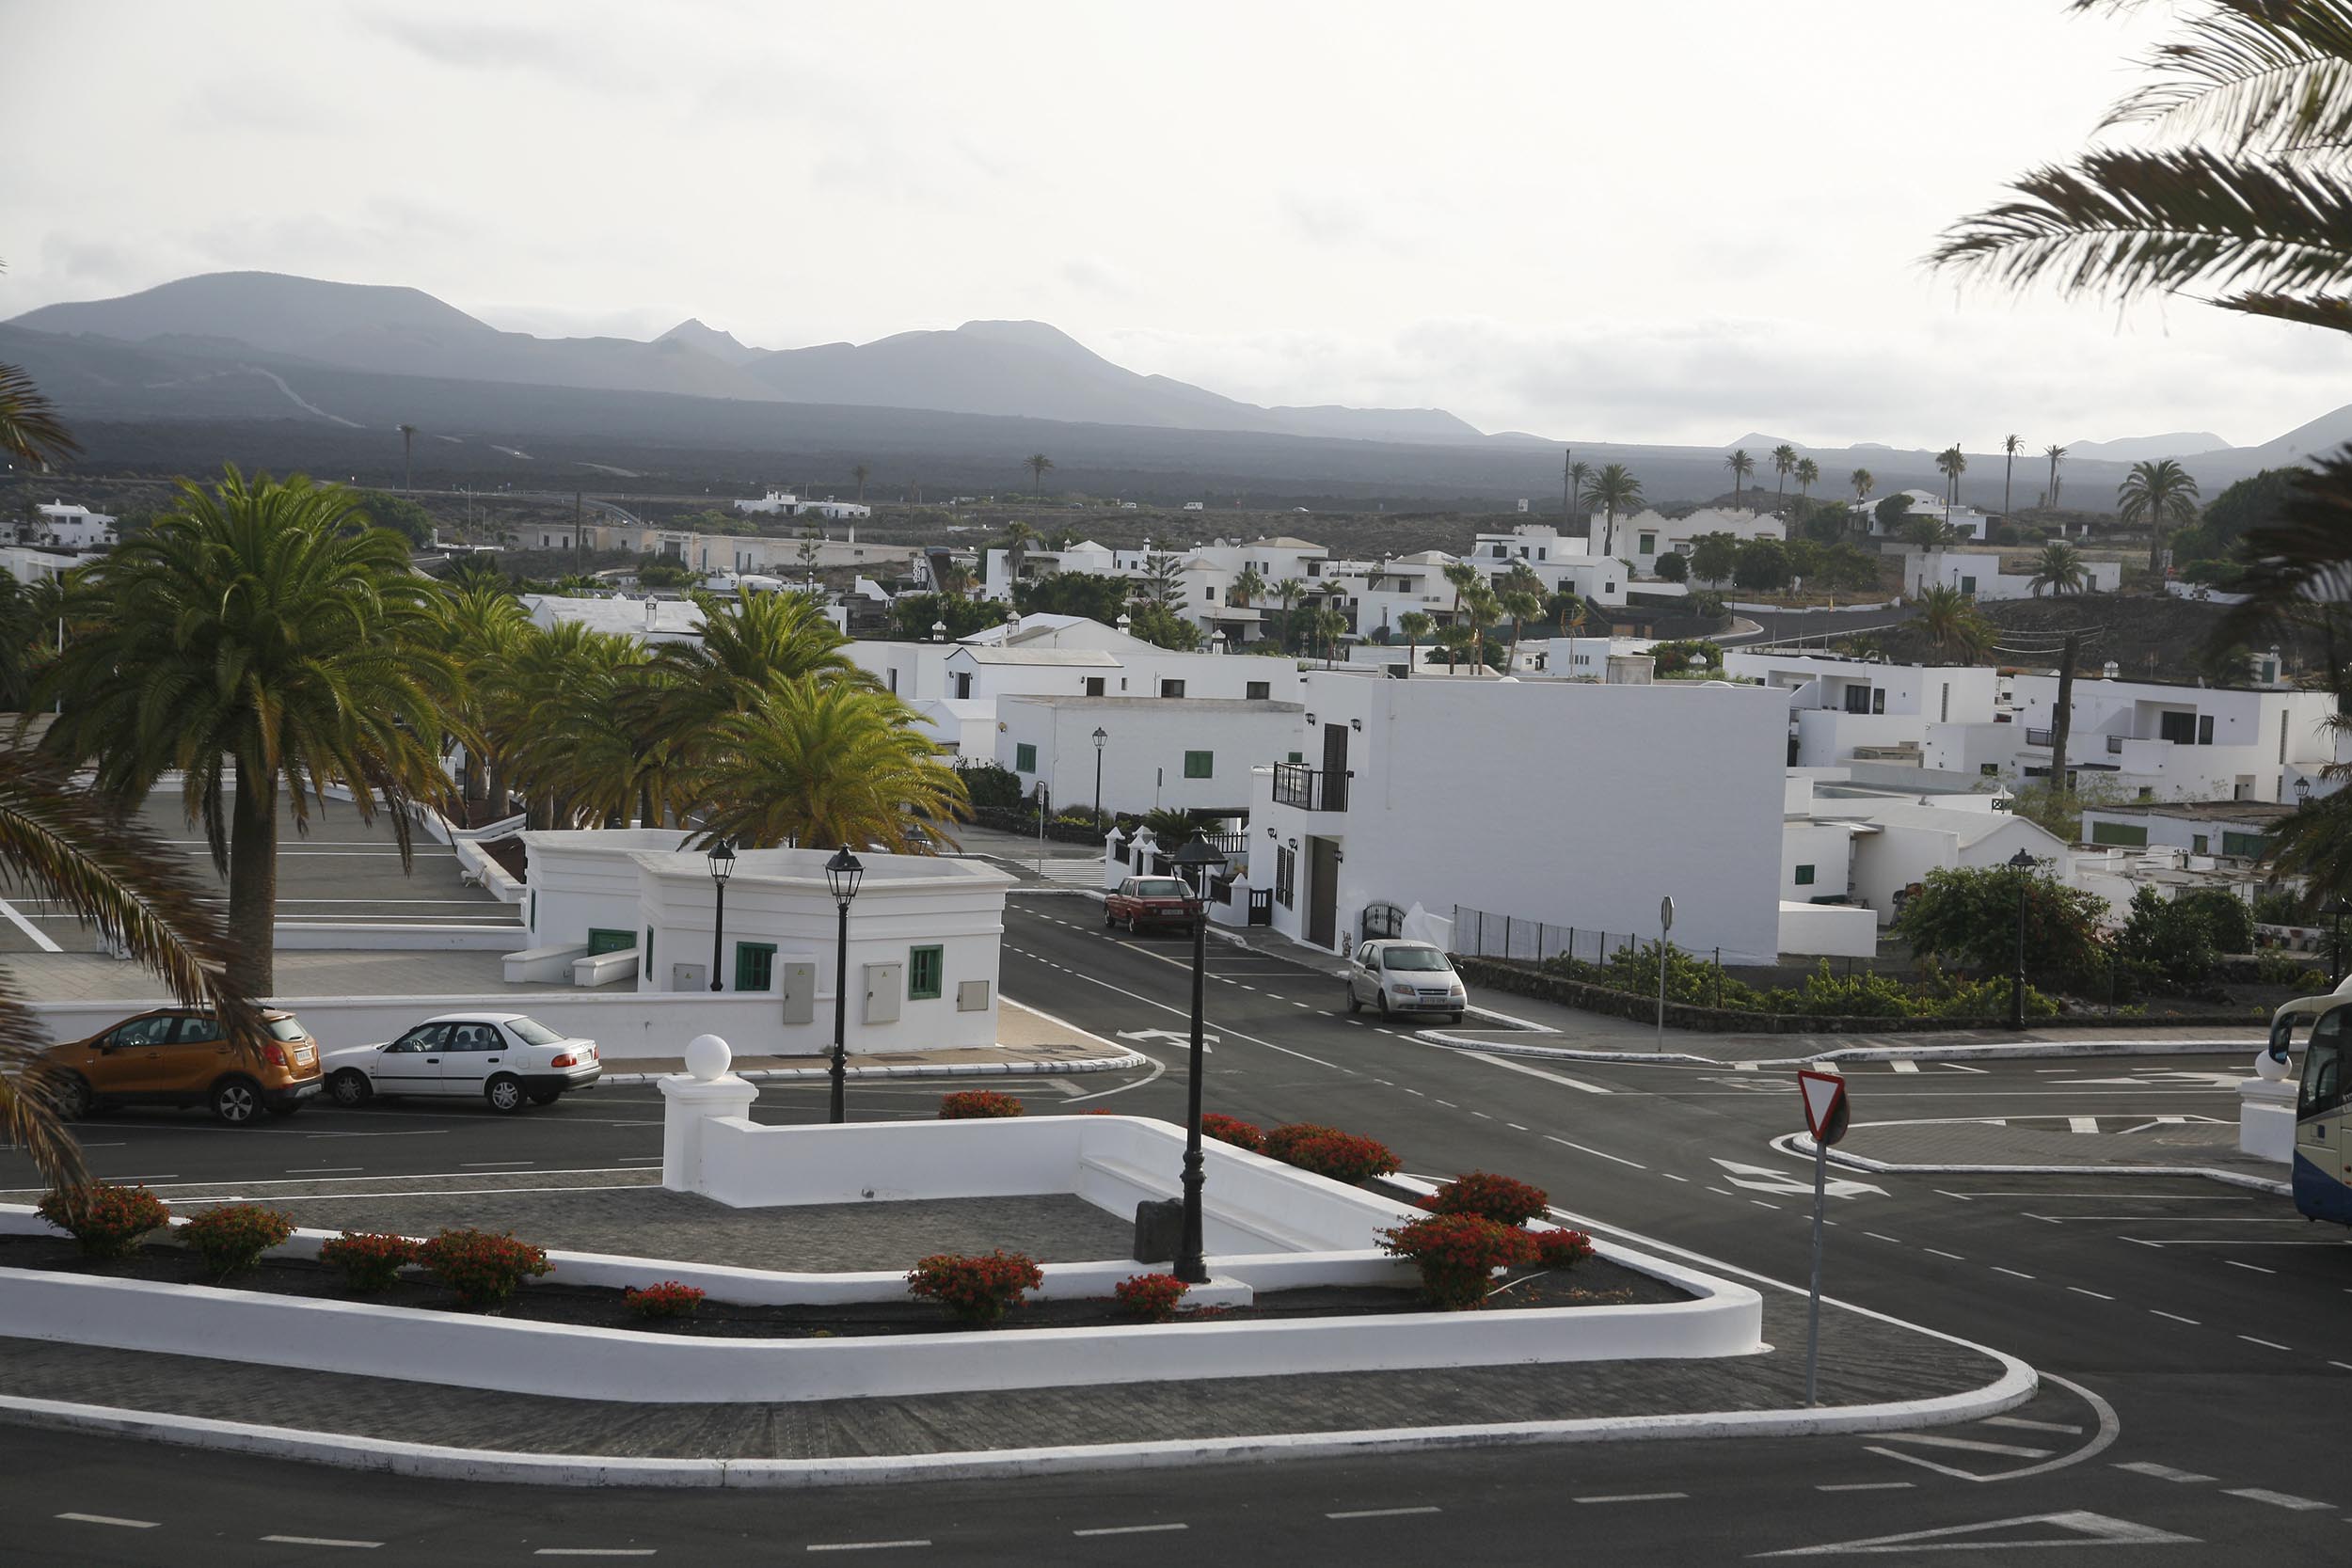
[323,1013,601,1114]
[1344,941,1470,1022]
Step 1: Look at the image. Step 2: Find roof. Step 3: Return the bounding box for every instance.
[2090,800,2299,827]
[1001,695,1305,712]
[1810,800,2061,848]
[521,594,705,637]
[946,647,1122,667]
[1248,536,1326,551]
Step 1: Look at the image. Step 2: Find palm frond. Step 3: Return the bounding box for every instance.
[0,974,87,1195]
[2093,1,2352,155]
[2218,447,2352,646]
[0,362,80,470]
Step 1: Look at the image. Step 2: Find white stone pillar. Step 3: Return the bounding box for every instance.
[2238,1046,2297,1164]
[660,1034,758,1195]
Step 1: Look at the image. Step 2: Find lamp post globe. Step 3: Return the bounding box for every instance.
[824,845,865,1123]
[706,838,737,992]
[1167,832,1230,1286]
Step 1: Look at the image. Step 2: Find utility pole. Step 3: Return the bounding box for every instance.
[1561,449,1574,528]
[2048,629,2080,801]
[575,490,584,576]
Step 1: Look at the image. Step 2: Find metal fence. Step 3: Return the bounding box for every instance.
[1450,907,1650,967]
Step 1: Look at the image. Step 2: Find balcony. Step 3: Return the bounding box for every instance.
[1272,763,1348,813]
[2026,728,2054,748]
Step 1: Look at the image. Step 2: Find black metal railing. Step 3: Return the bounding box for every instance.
[2026,727,2054,747]
[1272,763,1348,812]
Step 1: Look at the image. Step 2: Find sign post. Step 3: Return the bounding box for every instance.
[1656,895,1675,1052]
[1797,1066,1851,1408]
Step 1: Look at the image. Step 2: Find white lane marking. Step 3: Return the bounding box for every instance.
[1573,1492,1688,1504]
[1073,1524,1186,1536]
[1937,1062,1991,1074]
[2152,1310,2201,1325]
[2224,1488,2331,1511]
[0,895,61,951]
[532,1549,657,1557]
[804,1543,930,1553]
[1327,1506,1441,1519]
[1986,1418,2084,1434]
[2238,1336,2292,1351]
[2068,1117,2099,1134]
[2227,1260,2277,1275]
[2067,1287,2116,1302]
[1888,1059,1919,1074]
[1663,1173,1690,1183]
[1994,1266,2035,1279]
[1707,1186,1735,1196]
[2115,1461,2215,1483]
[1875,1432,2054,1459]
[1543,1134,1646,1170]
[1753,1200,1783,1211]
[57,1513,159,1528]
[1933,1189,1972,1202]
[303,1129,451,1139]
[1815,1482,1914,1492]
[1865,1232,1902,1244]
[1462,1051,1612,1095]
[284,1166,364,1174]
[1506,1122,1528,1132]
[1012,959,1352,1074]
[460,1161,533,1168]
[1756,1512,2195,1556]
[263,1536,383,1549]
[1924,1247,1966,1261]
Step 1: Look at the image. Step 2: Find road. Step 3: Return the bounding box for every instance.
[1,894,2344,1564]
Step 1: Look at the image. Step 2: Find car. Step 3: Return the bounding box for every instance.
[41,1007,325,1124]
[1104,874,1201,933]
[322,1013,601,1114]
[1344,940,1470,1022]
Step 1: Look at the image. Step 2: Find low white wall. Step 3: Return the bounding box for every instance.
[1776,900,1878,959]
[273,924,520,952]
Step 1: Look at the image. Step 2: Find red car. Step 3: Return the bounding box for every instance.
[1104,874,1202,933]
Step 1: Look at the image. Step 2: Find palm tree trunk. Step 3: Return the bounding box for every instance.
[227,761,278,997]
[2003,453,2013,518]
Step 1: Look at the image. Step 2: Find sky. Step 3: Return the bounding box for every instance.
[4,0,2344,450]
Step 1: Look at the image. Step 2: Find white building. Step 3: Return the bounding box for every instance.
[519,594,707,645]
[1724,650,2000,769]
[2076,800,2297,859]
[0,545,81,584]
[1903,546,2122,601]
[733,490,873,522]
[24,500,117,550]
[997,694,1306,816]
[1246,670,1788,963]
[1603,507,1782,579]
[1797,788,2072,927]
[1871,488,1994,542]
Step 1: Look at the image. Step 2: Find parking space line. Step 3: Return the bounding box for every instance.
[57,1513,158,1528]
[2224,1488,2331,1511]
[1327,1507,1440,1519]
[1073,1524,1186,1536]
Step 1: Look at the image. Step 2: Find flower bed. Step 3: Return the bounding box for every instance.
[937,1090,1025,1120]
[1262,1123,1400,1183]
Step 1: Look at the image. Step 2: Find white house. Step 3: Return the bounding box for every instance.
[1246,670,1788,963]
[1903,546,2122,601]
[519,594,706,646]
[733,490,873,522]
[25,500,116,549]
[0,545,80,584]
[997,694,1306,817]
[1871,488,1994,542]
[2076,800,2298,859]
[1724,651,2000,769]
[1798,792,2074,927]
[1605,506,1782,579]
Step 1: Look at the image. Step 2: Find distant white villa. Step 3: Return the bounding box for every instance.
[24,499,117,550]
[733,490,872,522]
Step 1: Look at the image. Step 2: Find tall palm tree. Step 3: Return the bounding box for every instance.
[1915,584,1985,664]
[693,679,968,853]
[1459,583,1502,674]
[1002,520,1039,585]
[2116,458,2202,572]
[1566,459,1594,530]
[1025,453,1054,496]
[1273,578,1309,650]
[1230,563,1267,609]
[489,621,652,831]
[1794,457,1820,510]
[1724,450,1755,511]
[1440,561,1484,671]
[1580,464,1644,556]
[1850,468,1876,539]
[39,468,458,995]
[1398,610,1434,667]
[2045,444,2068,511]
[398,423,418,496]
[851,463,869,503]
[1771,444,1797,515]
[1500,584,1544,671]
[657,588,859,710]
[1935,445,1968,527]
[2001,434,2024,517]
[0,362,79,473]
[2028,541,2089,595]
[438,582,531,819]
[1313,604,1349,668]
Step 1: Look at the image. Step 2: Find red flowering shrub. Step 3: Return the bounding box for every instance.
[1200,1113,1265,1153]
[37,1182,171,1260]
[1378,1213,1536,1310]
[905,1249,1044,1325]
[1263,1123,1400,1183]
[625,1280,707,1320]
[938,1089,1025,1119]
[417,1228,552,1308]
[1426,1172,1550,1227]
[1531,1227,1596,1269]
[1112,1273,1191,1323]
[181,1204,294,1278]
[319,1231,417,1293]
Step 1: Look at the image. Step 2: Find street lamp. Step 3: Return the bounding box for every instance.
[1168,833,1230,1286]
[706,838,736,992]
[2295,776,2312,807]
[823,845,865,1124]
[2007,847,2037,1030]
[1091,726,1108,829]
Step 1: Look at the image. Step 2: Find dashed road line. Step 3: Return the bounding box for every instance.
[1073,1524,1187,1537]
[1573,1492,1688,1505]
[2226,1260,2276,1275]
[2152,1310,2200,1325]
[1663,1173,1690,1183]
[1865,1232,1902,1245]
[1815,1482,1914,1492]
[805,1543,931,1554]
[1542,1134,1647,1170]
[534,1550,658,1558]
[2067,1287,2116,1302]
[1924,1248,1965,1261]
[1327,1507,1440,1519]
[2225,1488,2331,1511]
[263,1537,382,1549]
[2116,1462,2215,1483]
[57,1513,158,1529]
[1993,1266,2035,1279]
[2238,1336,2292,1352]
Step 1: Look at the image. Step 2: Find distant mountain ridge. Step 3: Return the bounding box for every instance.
[8,271,1488,443]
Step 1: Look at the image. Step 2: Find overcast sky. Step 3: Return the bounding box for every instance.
[4,0,2341,449]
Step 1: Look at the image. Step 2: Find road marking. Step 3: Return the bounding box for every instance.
[2238,1336,2292,1351]
[285,1166,364,1174]
[1876,1432,2054,1459]
[461,1161,534,1168]
[1507,1122,1528,1132]
[1073,1524,1187,1536]
[1663,1172,1690,1183]
[2227,1260,2276,1275]
[1756,1511,2195,1556]
[1752,1199,1783,1210]
[0,894,61,952]
[1543,1134,1646,1170]
[1937,1062,1991,1074]
[1994,1266,2035,1279]
[1572,1492,1687,1504]
[1888,1059,1919,1074]
[263,1537,383,1549]
[2068,1116,2099,1134]
[1327,1506,1440,1519]
[1707,1186,1734,1196]
[1462,1051,1612,1095]
[1865,1232,1902,1244]
[1986,1418,2084,1433]
[532,1549,657,1557]
[1814,1482,1914,1492]
[2224,1488,2330,1511]
[1932,1189,1972,1201]
[2067,1287,2116,1302]
[1924,1247,1965,1261]
[2116,1462,2215,1482]
[2152,1310,2201,1325]
[805,1543,931,1553]
[57,1513,159,1528]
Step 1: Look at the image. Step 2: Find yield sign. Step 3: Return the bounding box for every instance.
[1798,1069,1850,1146]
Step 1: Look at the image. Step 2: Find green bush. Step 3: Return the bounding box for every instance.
[955,762,1025,810]
[1760,962,1918,1019]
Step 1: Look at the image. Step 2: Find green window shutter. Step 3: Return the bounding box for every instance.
[644,926,655,967]
[1015,743,1037,773]
[1184,751,1214,779]
[733,942,776,991]
[587,927,634,956]
[2221,831,2266,858]
[908,944,944,1001]
[1793,864,1816,886]
[2090,821,2148,847]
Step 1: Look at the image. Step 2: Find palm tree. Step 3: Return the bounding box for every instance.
[2116,458,2202,572]
[1580,464,1644,556]
[2001,434,2024,517]
[1440,561,1484,670]
[2028,541,2089,595]
[1566,459,1594,531]
[1501,584,1544,671]
[1915,584,1984,663]
[438,582,531,820]
[1003,520,1039,585]
[1230,563,1268,609]
[1771,444,1797,515]
[1272,578,1309,650]
[1935,445,1968,527]
[1460,583,1502,673]
[39,467,458,995]
[398,423,418,496]
[1724,450,1755,511]
[1312,604,1349,668]
[2045,444,2069,511]
[490,621,657,831]
[1398,610,1435,667]
[657,588,859,709]
[851,463,870,503]
[1793,457,1820,510]
[0,362,78,472]
[1025,453,1054,496]
[692,679,969,853]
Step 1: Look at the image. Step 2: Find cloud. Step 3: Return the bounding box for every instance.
[1058,257,1132,299]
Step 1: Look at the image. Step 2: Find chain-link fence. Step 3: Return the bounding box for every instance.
[1450,907,1650,967]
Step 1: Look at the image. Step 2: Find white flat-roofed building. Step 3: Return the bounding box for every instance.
[1725,650,2000,769]
[520,594,706,645]
[1902,546,2122,601]
[997,694,1306,817]
[26,500,117,549]
[1605,506,1781,578]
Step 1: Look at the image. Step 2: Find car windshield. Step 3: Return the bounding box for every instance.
[266,1017,309,1041]
[1133,879,1189,898]
[504,1018,566,1047]
[1381,947,1451,972]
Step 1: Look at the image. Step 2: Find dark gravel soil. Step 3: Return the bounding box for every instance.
[0,1234,1689,1338]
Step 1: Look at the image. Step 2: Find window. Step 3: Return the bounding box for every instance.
[1084,676,1105,697]
[1205,585,1217,602]
[952,672,973,699]
[644,926,655,968]
[1980,763,2000,776]
[1793,863,1817,886]
[587,927,634,956]
[1246,680,1270,700]
[1274,846,1296,910]
[2299,1012,2343,1117]
[2199,714,2215,745]
[2192,834,2210,855]
[908,944,944,1001]
[109,1015,177,1049]
[1287,751,1304,764]
[1638,532,1657,554]
[2222,831,2266,858]
[2158,710,2196,744]
[1160,679,1186,698]
[734,942,777,992]
[2090,821,2149,847]
[2280,710,2291,763]
[1871,689,1886,715]
[1959,576,1977,595]
[2137,787,2153,800]
[1015,742,1037,773]
[1184,751,1214,779]
[175,1016,224,1044]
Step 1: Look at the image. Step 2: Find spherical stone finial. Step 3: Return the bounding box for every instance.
[2253,1045,2290,1083]
[685,1034,732,1082]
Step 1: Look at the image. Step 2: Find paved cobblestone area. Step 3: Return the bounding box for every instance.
[0,1291,2003,1459]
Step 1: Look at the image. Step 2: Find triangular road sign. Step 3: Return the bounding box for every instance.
[1797,1069,1850,1145]
[1754,1509,2196,1556]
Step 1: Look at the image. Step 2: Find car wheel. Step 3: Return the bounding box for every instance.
[484,1074,525,1114]
[1126,914,1140,934]
[1376,994,1393,1021]
[1344,984,1360,1014]
[55,1073,94,1121]
[526,1087,563,1107]
[210,1077,261,1125]
[263,1099,303,1118]
[328,1069,373,1108]
[1104,907,1117,927]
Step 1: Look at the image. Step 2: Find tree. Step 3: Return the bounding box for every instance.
[1272,578,1310,650]
[2169,467,2298,567]
[2114,886,2237,987]
[2116,458,2202,572]
[852,463,869,502]
[693,679,968,854]
[2001,433,2024,516]
[1794,456,1820,509]
[1935,445,1968,526]
[1724,449,1755,510]
[1771,444,1797,515]
[1001,520,1039,585]
[1135,550,1186,608]
[656,588,858,721]
[1015,570,1130,623]
[398,423,418,495]
[1801,501,1854,546]
[1900,513,1959,548]
[1851,467,1875,509]
[1398,610,1435,666]
[1875,493,1916,535]
[0,363,79,471]
[40,468,456,995]
[2045,444,2068,510]
[1230,563,1268,609]
[1915,584,1990,662]
[2028,541,2088,595]
[891,591,1005,641]
[1311,603,1349,667]
[352,490,436,547]
[1895,863,2108,991]
[1125,599,1203,651]
[1566,459,1594,526]
[1440,560,1484,667]
[439,582,531,818]
[1688,531,1739,585]
[1732,537,1790,592]
[1655,550,1690,582]
[1025,453,1055,496]
[1500,580,1544,671]
[1580,464,1644,555]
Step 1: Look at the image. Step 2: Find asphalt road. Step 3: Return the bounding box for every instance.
[2,892,2344,1564]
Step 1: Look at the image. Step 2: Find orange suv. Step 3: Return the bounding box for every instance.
[43,1008,326,1124]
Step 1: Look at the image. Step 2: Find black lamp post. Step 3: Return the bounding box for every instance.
[824,845,865,1123]
[2008,847,2037,1030]
[1168,833,1229,1285]
[706,838,736,992]
[1091,726,1108,829]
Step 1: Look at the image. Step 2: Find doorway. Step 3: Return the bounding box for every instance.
[1308,837,1341,949]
